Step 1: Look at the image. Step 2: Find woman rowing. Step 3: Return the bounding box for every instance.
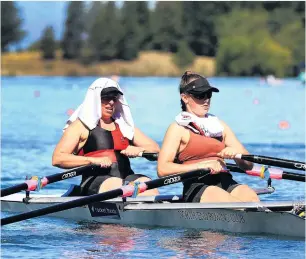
[52,78,160,196]
[157,71,259,203]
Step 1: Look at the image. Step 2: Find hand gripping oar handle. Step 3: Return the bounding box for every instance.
[0,165,98,197]
[235,154,306,171]
[227,163,305,182]
[1,169,211,226]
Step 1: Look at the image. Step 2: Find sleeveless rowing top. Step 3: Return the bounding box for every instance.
[80,123,134,184]
[178,130,225,164]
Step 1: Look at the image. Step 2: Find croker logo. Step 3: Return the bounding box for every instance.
[164,176,181,185]
[62,171,77,179]
[294,163,306,170]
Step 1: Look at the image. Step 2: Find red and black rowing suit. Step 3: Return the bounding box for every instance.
[79,123,145,195]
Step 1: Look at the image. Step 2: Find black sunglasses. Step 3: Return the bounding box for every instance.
[190,91,212,100]
[101,95,120,102]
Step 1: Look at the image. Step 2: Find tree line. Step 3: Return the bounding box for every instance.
[1,1,305,76]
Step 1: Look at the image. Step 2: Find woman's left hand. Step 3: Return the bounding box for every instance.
[120,146,145,158]
[217,147,239,159]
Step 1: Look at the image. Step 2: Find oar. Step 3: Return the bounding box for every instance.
[139,153,305,182]
[0,165,98,197]
[1,168,210,226]
[227,163,305,182]
[235,154,305,171]
[1,152,156,198]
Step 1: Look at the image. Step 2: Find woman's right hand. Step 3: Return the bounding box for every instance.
[197,160,225,174]
[87,157,113,168]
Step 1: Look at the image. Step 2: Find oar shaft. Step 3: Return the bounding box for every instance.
[235,154,305,171]
[1,189,123,226]
[0,165,97,197]
[1,169,210,226]
[1,183,28,197]
[282,172,305,182]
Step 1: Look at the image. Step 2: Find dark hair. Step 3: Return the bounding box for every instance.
[179,71,201,111]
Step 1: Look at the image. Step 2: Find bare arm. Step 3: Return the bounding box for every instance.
[157,123,200,177]
[52,119,92,169]
[220,120,253,170]
[132,127,160,153]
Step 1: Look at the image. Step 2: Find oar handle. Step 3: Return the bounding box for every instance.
[235,154,306,171]
[227,163,305,182]
[139,152,158,161]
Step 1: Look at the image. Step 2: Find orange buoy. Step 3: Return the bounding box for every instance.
[278,120,290,130]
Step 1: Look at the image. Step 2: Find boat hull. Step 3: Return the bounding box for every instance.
[1,194,305,238]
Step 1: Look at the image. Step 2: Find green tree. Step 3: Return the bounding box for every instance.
[88,2,122,60]
[118,2,141,60]
[62,1,85,59]
[151,2,184,52]
[135,2,152,50]
[182,2,232,56]
[1,2,26,52]
[173,41,195,69]
[40,26,56,60]
[274,21,305,67]
[216,9,292,77]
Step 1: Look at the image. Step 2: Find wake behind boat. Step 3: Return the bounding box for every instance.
[1,192,305,239]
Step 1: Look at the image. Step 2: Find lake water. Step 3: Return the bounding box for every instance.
[1,76,305,258]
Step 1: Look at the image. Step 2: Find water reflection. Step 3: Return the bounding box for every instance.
[158,230,245,259]
[61,223,149,259]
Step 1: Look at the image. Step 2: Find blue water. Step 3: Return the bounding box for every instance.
[1,76,305,258]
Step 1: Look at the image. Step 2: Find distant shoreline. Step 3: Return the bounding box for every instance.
[1,50,216,77]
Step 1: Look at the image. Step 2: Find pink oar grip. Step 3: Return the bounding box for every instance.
[25,180,38,191]
[138,183,148,193]
[245,165,264,178]
[121,185,135,197]
[121,183,148,198]
[268,167,283,180]
[41,177,49,188]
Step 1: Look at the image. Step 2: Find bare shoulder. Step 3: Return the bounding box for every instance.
[168,122,184,131]
[65,119,89,138]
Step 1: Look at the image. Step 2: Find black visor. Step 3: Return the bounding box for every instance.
[183,77,219,94]
[100,87,123,98]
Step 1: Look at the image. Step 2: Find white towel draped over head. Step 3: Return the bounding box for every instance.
[175,111,224,138]
[64,77,135,140]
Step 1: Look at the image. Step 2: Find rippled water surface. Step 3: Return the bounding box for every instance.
[1,76,305,258]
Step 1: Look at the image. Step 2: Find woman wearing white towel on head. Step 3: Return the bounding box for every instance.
[52,78,160,196]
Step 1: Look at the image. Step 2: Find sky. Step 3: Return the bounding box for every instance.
[15,1,155,50]
[16,1,69,49]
